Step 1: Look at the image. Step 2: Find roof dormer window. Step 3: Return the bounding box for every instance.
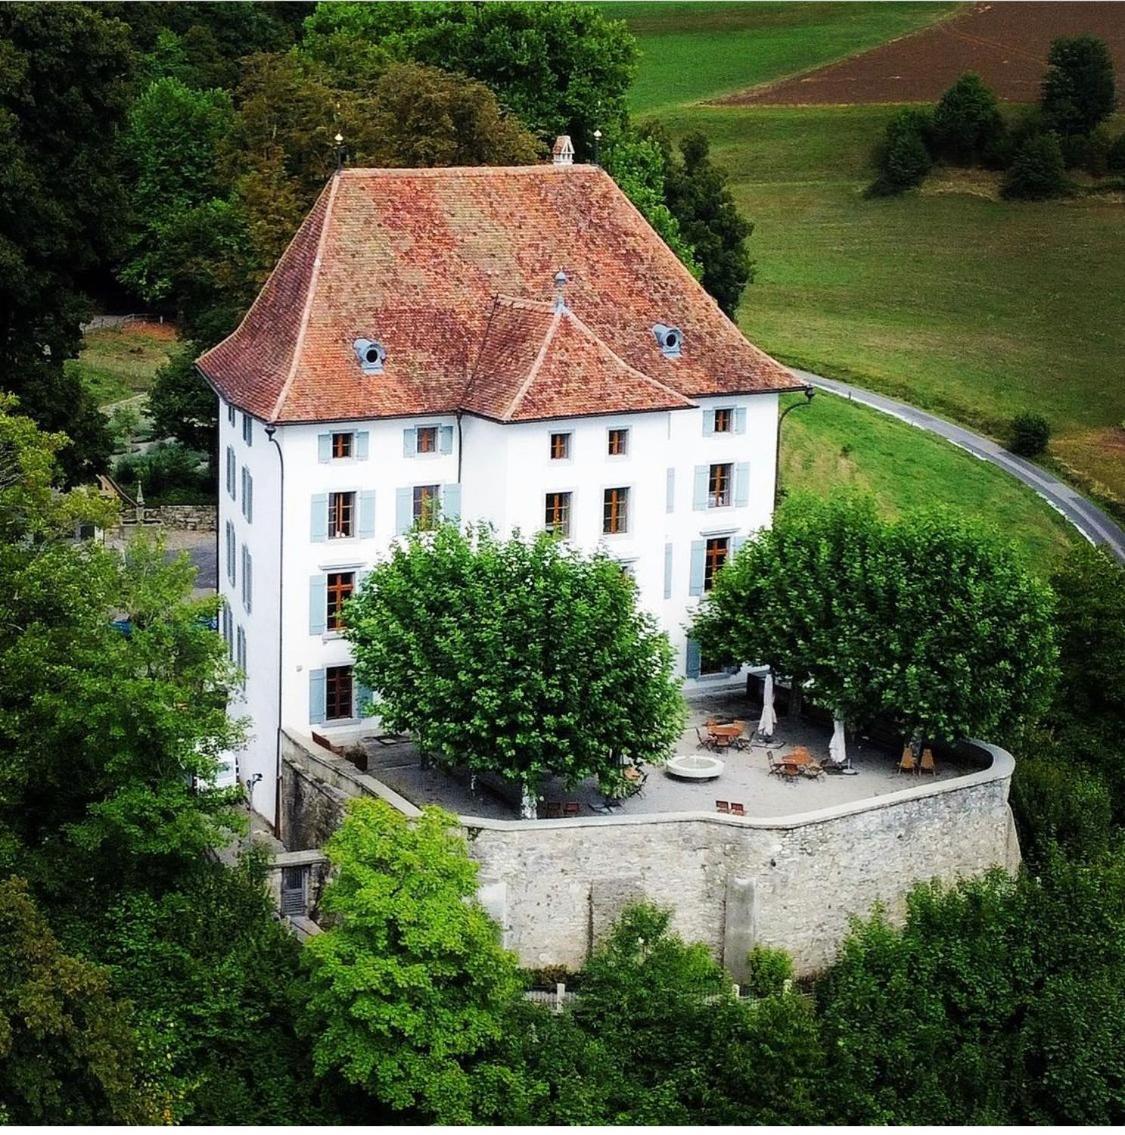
[353,338,386,373]
[652,323,682,358]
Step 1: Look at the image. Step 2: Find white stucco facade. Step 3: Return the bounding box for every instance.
[218,391,780,827]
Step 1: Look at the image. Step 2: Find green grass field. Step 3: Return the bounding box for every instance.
[67,323,175,407]
[598,2,961,113]
[608,3,1124,564]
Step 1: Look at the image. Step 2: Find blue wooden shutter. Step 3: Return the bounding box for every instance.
[702,410,715,437]
[439,425,454,454]
[693,466,709,510]
[309,575,326,635]
[356,568,370,594]
[243,548,252,613]
[317,434,331,462]
[358,490,376,538]
[245,471,253,522]
[395,487,412,534]
[355,431,370,460]
[733,534,747,557]
[310,493,328,542]
[225,521,235,584]
[226,447,235,497]
[663,542,673,599]
[308,669,326,724]
[441,483,461,522]
[689,540,706,596]
[355,679,373,718]
[685,639,702,679]
[666,467,675,513]
[402,428,416,457]
[734,406,747,434]
[734,462,751,507]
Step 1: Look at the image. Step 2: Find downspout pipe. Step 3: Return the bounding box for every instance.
[265,424,285,837]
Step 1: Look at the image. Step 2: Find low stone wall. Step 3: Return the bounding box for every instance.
[280,730,1019,977]
[146,504,217,531]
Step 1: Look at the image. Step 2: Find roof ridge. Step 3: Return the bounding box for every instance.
[268,175,341,422]
[503,309,563,420]
[338,164,598,179]
[563,308,696,407]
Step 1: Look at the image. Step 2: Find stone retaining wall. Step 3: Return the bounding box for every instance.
[279,730,1019,977]
[145,504,217,531]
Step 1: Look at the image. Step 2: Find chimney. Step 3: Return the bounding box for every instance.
[551,135,574,166]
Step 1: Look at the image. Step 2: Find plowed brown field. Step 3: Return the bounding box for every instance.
[719,2,1125,105]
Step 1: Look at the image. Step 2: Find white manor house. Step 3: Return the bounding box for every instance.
[198,147,805,825]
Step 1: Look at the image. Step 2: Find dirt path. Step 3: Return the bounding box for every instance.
[718,2,1125,106]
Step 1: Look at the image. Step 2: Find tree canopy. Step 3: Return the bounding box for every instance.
[692,493,1057,743]
[1041,35,1118,139]
[346,524,684,805]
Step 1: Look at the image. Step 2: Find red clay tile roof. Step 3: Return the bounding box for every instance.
[197,165,801,424]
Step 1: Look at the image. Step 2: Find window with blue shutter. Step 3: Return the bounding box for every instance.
[666,467,675,513]
[703,410,715,437]
[440,483,461,522]
[402,428,416,457]
[226,447,235,498]
[395,487,412,534]
[692,466,709,511]
[685,639,702,679]
[227,404,235,426]
[358,490,376,538]
[355,679,373,718]
[317,434,332,463]
[663,542,673,599]
[733,462,750,508]
[242,546,252,613]
[733,534,747,557]
[734,407,747,434]
[242,413,253,445]
[355,431,370,460]
[310,493,328,542]
[225,520,235,585]
[309,575,326,635]
[242,468,253,522]
[688,540,706,596]
[308,669,326,724]
[439,425,454,454]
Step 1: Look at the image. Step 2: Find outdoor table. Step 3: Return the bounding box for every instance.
[706,723,744,749]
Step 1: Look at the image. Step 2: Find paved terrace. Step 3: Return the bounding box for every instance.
[343,690,979,822]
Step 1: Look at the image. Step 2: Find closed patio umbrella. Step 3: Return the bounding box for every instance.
[829,717,848,766]
[758,672,777,738]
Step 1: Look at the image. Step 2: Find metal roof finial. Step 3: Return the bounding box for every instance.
[553,269,568,314]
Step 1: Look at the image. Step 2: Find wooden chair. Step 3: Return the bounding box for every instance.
[623,766,646,797]
[898,746,917,775]
[562,801,580,817]
[920,747,936,776]
[729,802,746,817]
[766,750,780,776]
[696,725,717,751]
[715,800,730,814]
[802,759,825,780]
[730,720,750,750]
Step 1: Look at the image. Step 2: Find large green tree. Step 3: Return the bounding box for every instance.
[1041,35,1117,140]
[346,524,684,810]
[692,494,1057,744]
[302,1,637,155]
[931,72,1005,165]
[300,799,522,1123]
[0,877,161,1124]
[0,3,135,481]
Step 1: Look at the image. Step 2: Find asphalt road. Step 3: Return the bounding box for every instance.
[791,369,1125,565]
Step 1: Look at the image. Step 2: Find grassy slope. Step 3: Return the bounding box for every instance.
[67,324,175,407]
[597,1,961,112]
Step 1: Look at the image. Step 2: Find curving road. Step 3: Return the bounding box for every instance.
[790,369,1125,564]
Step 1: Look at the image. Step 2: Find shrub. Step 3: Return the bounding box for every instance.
[869,108,933,195]
[744,945,794,998]
[1107,131,1125,173]
[1041,35,1118,139]
[1010,751,1113,865]
[112,441,212,503]
[1002,132,1067,200]
[931,72,1005,165]
[1008,411,1051,456]
[1076,125,1113,177]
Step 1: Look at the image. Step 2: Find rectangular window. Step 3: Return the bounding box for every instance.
[225,520,236,585]
[329,491,355,539]
[699,649,727,677]
[603,486,629,535]
[326,571,355,632]
[549,432,571,460]
[235,625,246,683]
[704,536,730,592]
[225,447,235,499]
[416,426,438,454]
[413,484,439,528]
[709,462,732,508]
[227,404,235,426]
[713,407,732,433]
[607,427,629,456]
[332,432,353,459]
[241,545,253,612]
[242,413,253,445]
[326,664,354,720]
[241,466,253,522]
[544,491,572,537]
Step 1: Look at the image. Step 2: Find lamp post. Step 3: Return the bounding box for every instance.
[592,128,602,166]
[773,385,815,509]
